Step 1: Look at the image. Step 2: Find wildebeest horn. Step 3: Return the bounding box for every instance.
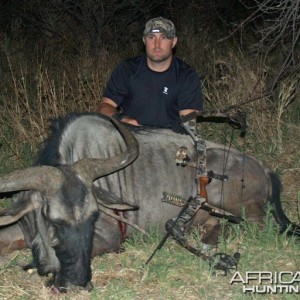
[0,166,64,196]
[73,118,139,185]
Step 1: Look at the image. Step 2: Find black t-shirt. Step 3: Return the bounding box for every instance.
[103,54,203,128]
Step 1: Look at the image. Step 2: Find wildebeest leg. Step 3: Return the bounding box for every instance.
[0,223,26,254]
[201,216,220,247]
[191,209,220,249]
[91,213,123,257]
[244,200,265,225]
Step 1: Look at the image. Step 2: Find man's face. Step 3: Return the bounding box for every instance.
[143,33,177,63]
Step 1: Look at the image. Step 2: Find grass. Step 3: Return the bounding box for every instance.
[0,215,299,299]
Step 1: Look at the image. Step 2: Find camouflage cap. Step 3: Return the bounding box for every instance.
[143,17,176,39]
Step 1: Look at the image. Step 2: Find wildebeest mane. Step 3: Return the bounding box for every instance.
[35,112,187,167]
[35,112,102,166]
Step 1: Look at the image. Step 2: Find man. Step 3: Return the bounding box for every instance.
[97,17,203,128]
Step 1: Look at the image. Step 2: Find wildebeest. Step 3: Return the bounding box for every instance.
[0,113,299,291]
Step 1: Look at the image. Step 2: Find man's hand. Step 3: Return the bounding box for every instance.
[96,97,141,126]
[96,98,118,115]
[120,116,141,126]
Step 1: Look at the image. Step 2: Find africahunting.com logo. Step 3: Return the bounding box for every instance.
[230,271,300,294]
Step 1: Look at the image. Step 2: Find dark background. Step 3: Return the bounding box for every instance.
[0,0,298,92]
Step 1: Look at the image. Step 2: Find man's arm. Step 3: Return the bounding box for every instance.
[179,108,200,116]
[96,97,141,126]
[96,97,119,116]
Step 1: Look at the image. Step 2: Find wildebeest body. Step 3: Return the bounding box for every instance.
[54,114,197,230]
[0,113,298,291]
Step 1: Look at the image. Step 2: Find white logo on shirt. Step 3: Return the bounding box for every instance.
[163,87,168,95]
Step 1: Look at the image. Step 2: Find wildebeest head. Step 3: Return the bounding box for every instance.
[0,118,139,292]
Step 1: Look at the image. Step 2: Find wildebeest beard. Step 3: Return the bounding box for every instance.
[51,212,98,291]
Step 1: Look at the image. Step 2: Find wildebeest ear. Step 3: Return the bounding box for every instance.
[92,186,139,211]
[0,191,43,226]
